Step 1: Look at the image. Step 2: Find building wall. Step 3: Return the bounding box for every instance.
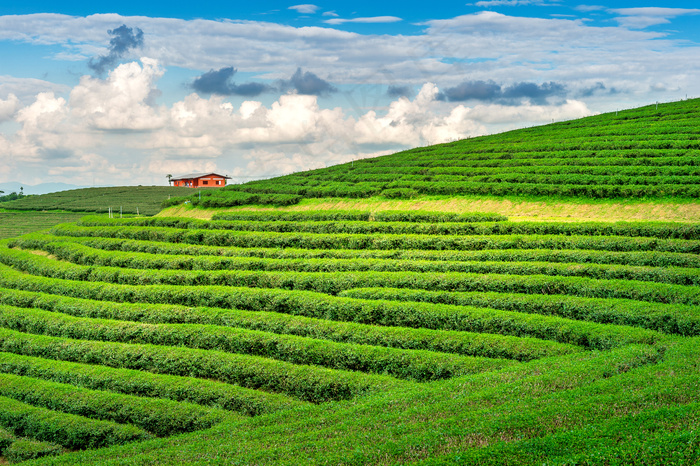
[173,176,227,188]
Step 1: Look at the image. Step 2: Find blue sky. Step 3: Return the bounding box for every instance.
[1,1,699,187]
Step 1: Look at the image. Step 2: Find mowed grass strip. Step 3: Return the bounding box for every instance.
[0,372,234,437]
[2,247,698,305]
[0,395,151,450]
[0,328,404,403]
[209,210,507,223]
[0,265,661,350]
[0,352,303,416]
[48,224,700,254]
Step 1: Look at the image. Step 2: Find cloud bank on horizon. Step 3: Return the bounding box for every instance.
[0,2,699,187]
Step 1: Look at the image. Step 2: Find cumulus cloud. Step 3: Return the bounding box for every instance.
[191,67,273,97]
[0,76,70,105]
[278,68,337,96]
[0,94,20,122]
[71,58,165,130]
[88,24,144,75]
[0,58,595,186]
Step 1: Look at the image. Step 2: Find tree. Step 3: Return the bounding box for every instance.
[166,174,173,186]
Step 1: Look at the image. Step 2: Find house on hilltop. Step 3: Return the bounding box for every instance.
[170,173,231,188]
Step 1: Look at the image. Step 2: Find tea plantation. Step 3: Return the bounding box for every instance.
[171,98,700,209]
[0,100,698,464]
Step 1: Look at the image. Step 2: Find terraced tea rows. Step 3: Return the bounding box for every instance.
[0,211,698,463]
[171,99,700,208]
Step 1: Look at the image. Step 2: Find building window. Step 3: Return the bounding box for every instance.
[203,180,208,185]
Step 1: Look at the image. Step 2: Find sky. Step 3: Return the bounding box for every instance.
[1,1,700,187]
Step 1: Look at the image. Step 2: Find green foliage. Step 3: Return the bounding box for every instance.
[0,352,301,416]
[0,262,662,350]
[212,210,372,222]
[0,372,232,437]
[1,186,191,216]
[2,246,698,306]
[50,223,700,254]
[22,232,700,268]
[380,187,418,199]
[339,287,700,336]
[0,327,401,403]
[216,98,700,201]
[0,288,578,362]
[0,125,698,466]
[162,190,303,209]
[0,304,513,382]
[19,238,700,287]
[75,215,700,239]
[0,395,151,450]
[0,192,26,203]
[0,211,87,240]
[4,438,63,463]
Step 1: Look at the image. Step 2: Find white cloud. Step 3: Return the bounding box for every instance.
[575,5,606,12]
[0,94,20,122]
[0,60,595,185]
[610,7,700,29]
[1,10,700,185]
[0,76,70,104]
[288,4,319,14]
[69,57,166,130]
[324,16,402,25]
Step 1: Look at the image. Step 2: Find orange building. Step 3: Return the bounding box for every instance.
[171,173,231,188]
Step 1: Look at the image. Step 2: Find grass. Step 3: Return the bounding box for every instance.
[160,195,700,223]
[0,211,88,240]
[0,186,194,217]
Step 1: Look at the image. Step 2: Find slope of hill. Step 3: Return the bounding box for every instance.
[0,213,698,464]
[171,99,700,211]
[0,101,698,465]
[0,186,193,216]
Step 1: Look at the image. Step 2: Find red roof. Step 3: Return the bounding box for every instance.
[170,173,231,181]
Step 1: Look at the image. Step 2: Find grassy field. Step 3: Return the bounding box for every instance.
[0,186,193,217]
[0,211,89,240]
[0,100,698,464]
[161,195,700,223]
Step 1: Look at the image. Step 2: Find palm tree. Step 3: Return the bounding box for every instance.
[166,174,173,186]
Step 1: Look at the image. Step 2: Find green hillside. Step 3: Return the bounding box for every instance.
[0,101,698,464]
[1,186,193,216]
[0,211,88,240]
[174,99,700,210]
